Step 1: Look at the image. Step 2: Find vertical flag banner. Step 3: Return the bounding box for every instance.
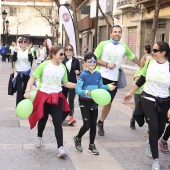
[59,5,77,56]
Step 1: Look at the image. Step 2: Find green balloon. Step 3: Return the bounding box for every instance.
[16,99,33,119]
[91,89,111,106]
[30,91,37,102]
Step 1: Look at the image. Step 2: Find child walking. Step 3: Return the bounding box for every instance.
[24,45,76,158]
[73,52,115,155]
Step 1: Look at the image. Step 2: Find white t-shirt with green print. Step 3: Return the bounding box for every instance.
[94,40,135,81]
[141,59,170,99]
[33,60,68,94]
[15,49,31,71]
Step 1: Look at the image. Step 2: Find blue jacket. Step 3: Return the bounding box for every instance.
[76,70,110,99]
[1,45,6,54]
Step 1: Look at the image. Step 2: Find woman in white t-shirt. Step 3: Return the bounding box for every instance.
[124,41,170,170]
[24,44,76,158]
[12,37,33,106]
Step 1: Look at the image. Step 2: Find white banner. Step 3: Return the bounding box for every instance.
[59,5,77,56]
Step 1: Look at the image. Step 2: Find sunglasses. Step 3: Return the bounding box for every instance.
[87,59,97,63]
[152,49,161,53]
[19,40,27,44]
[65,48,73,52]
[60,53,64,57]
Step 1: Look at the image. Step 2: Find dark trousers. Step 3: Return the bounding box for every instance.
[131,93,141,120]
[77,100,98,144]
[37,100,63,148]
[16,74,30,106]
[162,123,170,141]
[1,54,6,62]
[102,78,118,102]
[141,98,169,159]
[6,54,10,63]
[62,87,76,116]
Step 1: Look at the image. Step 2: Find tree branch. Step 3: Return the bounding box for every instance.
[96,0,112,27]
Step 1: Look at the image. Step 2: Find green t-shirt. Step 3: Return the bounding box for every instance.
[94,40,135,81]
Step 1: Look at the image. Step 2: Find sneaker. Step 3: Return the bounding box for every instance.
[88,144,99,155]
[57,146,67,158]
[152,159,160,170]
[35,137,44,148]
[146,139,152,158]
[68,116,76,125]
[130,119,136,130]
[159,138,170,154]
[97,122,105,136]
[73,136,83,152]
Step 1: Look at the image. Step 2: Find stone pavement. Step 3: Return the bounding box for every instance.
[0,60,170,170]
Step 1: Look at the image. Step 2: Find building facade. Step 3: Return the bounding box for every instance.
[1,0,58,45]
[76,0,170,69]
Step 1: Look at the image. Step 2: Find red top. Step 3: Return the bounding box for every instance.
[28,90,70,129]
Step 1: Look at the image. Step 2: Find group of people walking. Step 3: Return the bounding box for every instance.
[6,25,170,170]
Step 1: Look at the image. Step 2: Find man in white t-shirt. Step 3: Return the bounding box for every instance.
[94,25,141,136]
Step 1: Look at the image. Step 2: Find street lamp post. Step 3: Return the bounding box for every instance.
[2,10,7,44]
[5,20,9,44]
[55,21,59,44]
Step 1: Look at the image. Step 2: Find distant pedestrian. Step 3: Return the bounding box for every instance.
[24,44,76,158]
[1,44,6,62]
[10,42,15,68]
[36,43,46,66]
[73,52,115,155]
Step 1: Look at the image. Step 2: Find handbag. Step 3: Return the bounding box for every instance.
[117,68,127,89]
[8,72,17,95]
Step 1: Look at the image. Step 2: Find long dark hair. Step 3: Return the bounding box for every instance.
[144,45,151,54]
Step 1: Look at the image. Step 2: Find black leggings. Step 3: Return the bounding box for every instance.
[37,99,63,148]
[16,74,30,106]
[62,87,76,116]
[132,93,141,120]
[77,100,98,144]
[162,123,170,141]
[141,98,169,159]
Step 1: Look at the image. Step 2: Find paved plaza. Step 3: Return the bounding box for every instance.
[0,60,170,170]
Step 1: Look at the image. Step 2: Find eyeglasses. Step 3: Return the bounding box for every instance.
[87,59,97,63]
[60,53,64,56]
[152,49,161,53]
[65,48,73,52]
[19,40,27,44]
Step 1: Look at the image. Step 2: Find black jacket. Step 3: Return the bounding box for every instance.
[62,56,80,83]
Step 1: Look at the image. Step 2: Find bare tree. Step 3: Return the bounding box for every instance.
[33,0,58,43]
[150,0,161,48]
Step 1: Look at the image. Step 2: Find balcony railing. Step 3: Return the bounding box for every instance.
[136,0,153,3]
[117,0,136,9]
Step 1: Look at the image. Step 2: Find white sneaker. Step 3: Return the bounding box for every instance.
[152,159,160,170]
[35,137,44,148]
[57,146,67,158]
[146,139,152,158]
